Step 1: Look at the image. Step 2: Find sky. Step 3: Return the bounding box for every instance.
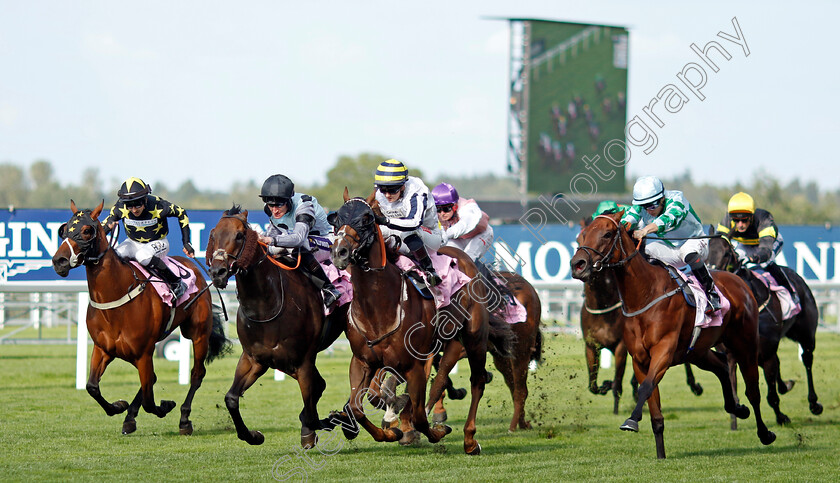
[1,0,839,195]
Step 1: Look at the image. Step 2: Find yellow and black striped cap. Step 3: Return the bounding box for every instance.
[374,159,408,186]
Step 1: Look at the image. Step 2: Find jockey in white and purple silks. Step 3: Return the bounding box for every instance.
[431,182,494,262]
[373,159,443,287]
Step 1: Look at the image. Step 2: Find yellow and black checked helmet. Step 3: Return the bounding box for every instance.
[374,159,409,187]
[117,177,151,202]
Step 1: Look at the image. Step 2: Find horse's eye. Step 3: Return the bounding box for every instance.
[602,232,612,239]
[235,232,244,240]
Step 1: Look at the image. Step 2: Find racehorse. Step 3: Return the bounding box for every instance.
[571,212,776,459]
[707,228,822,424]
[205,205,348,448]
[51,200,230,435]
[329,190,514,454]
[424,271,542,432]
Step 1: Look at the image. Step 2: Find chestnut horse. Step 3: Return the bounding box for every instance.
[571,212,775,459]
[51,201,230,435]
[205,206,347,448]
[328,191,513,454]
[581,268,704,415]
[707,229,822,424]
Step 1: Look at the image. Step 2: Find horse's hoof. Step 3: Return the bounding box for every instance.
[245,430,265,445]
[179,421,194,435]
[760,430,777,446]
[776,414,791,426]
[520,420,532,430]
[691,384,704,396]
[399,430,421,446]
[441,424,453,436]
[121,420,136,435]
[301,431,316,449]
[810,402,823,415]
[733,404,750,420]
[389,428,404,442]
[485,370,493,384]
[466,442,481,455]
[447,387,468,400]
[432,411,448,424]
[620,419,639,432]
[779,380,795,394]
[109,400,130,416]
[159,400,176,416]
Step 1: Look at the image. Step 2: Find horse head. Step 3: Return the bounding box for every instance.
[328,188,378,270]
[206,204,259,288]
[570,211,631,281]
[52,200,108,277]
[706,226,741,273]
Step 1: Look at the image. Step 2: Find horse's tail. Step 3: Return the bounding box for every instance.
[488,313,516,359]
[531,329,543,365]
[206,304,233,363]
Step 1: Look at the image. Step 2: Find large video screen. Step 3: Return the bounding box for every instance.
[525,20,628,194]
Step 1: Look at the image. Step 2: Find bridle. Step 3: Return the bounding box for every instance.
[333,199,385,271]
[575,215,640,272]
[60,210,107,267]
[209,215,262,277]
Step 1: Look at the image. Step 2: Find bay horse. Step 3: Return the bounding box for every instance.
[424,271,542,432]
[707,228,822,424]
[571,212,776,459]
[205,205,348,448]
[329,191,514,454]
[51,200,230,435]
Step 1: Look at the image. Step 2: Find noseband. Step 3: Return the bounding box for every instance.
[575,215,638,272]
[334,199,383,271]
[61,211,106,266]
[210,216,260,276]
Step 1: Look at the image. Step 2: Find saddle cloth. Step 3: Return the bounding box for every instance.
[394,251,471,310]
[668,267,729,329]
[753,271,802,320]
[322,261,353,316]
[130,257,198,307]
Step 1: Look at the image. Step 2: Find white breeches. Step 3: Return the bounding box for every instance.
[380,225,443,255]
[644,238,708,268]
[115,238,169,266]
[445,226,494,260]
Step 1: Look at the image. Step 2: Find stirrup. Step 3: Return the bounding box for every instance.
[705,291,721,313]
[171,281,187,300]
[323,286,341,308]
[425,271,442,287]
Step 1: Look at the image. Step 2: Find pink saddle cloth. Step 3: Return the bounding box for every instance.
[674,270,730,329]
[322,262,354,316]
[491,277,528,324]
[754,271,802,319]
[130,258,199,307]
[394,251,471,310]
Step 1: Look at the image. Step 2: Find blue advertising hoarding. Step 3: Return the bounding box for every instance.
[2,209,840,284]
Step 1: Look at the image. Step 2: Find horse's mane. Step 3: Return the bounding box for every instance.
[224,203,243,216]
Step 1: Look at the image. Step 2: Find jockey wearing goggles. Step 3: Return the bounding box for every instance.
[431,182,493,261]
[373,159,443,286]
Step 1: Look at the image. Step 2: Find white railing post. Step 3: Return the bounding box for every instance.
[76,293,88,390]
[0,293,5,329]
[30,293,40,329]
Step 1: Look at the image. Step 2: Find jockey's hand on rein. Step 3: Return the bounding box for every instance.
[183,242,195,257]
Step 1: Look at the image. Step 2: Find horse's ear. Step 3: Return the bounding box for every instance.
[327,211,338,228]
[91,200,105,220]
[343,187,350,202]
[205,229,215,267]
[241,210,249,221]
[70,199,78,214]
[708,224,716,235]
[58,223,68,239]
[366,190,376,206]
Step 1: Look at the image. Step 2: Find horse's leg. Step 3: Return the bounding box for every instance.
[646,385,667,459]
[684,362,704,396]
[178,326,209,436]
[426,341,463,415]
[621,342,674,433]
[761,347,790,425]
[121,388,143,434]
[732,345,777,446]
[136,352,176,418]
[689,348,749,419]
[727,351,739,431]
[86,345,129,416]
[612,342,628,415]
[585,340,607,395]
[459,330,489,455]
[296,358,327,448]
[224,352,269,445]
[491,349,521,431]
[405,363,451,445]
[795,331,823,415]
[344,356,402,443]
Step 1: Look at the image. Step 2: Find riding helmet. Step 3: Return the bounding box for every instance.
[728,192,755,214]
[374,159,409,187]
[631,176,665,205]
[117,177,152,202]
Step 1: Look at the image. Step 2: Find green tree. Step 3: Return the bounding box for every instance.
[0,163,27,208]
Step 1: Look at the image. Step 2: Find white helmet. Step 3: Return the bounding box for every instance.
[632,176,665,205]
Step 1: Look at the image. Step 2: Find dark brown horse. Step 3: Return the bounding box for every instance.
[51,200,229,435]
[205,206,347,448]
[328,191,513,454]
[571,212,775,459]
[581,268,704,415]
[425,271,542,432]
[707,229,822,424]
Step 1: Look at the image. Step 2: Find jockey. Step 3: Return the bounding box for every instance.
[591,200,629,220]
[103,177,193,299]
[431,182,494,261]
[256,174,341,309]
[373,159,443,287]
[620,176,721,311]
[717,192,798,304]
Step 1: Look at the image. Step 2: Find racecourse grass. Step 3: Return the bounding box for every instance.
[1,332,839,482]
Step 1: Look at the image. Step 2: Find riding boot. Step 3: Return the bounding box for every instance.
[301,251,341,309]
[404,234,442,287]
[766,262,799,305]
[687,256,721,312]
[148,256,187,299]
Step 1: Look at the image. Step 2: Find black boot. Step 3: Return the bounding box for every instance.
[766,262,799,305]
[404,234,442,287]
[687,255,721,313]
[148,256,187,299]
[301,252,341,309]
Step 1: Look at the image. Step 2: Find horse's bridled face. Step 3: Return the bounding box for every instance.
[331,224,358,270]
[207,220,246,287]
[570,218,617,281]
[51,218,97,276]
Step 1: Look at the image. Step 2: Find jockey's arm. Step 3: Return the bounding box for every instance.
[445,202,481,240]
[101,205,120,236]
[381,192,426,232]
[261,201,315,249]
[170,203,193,257]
